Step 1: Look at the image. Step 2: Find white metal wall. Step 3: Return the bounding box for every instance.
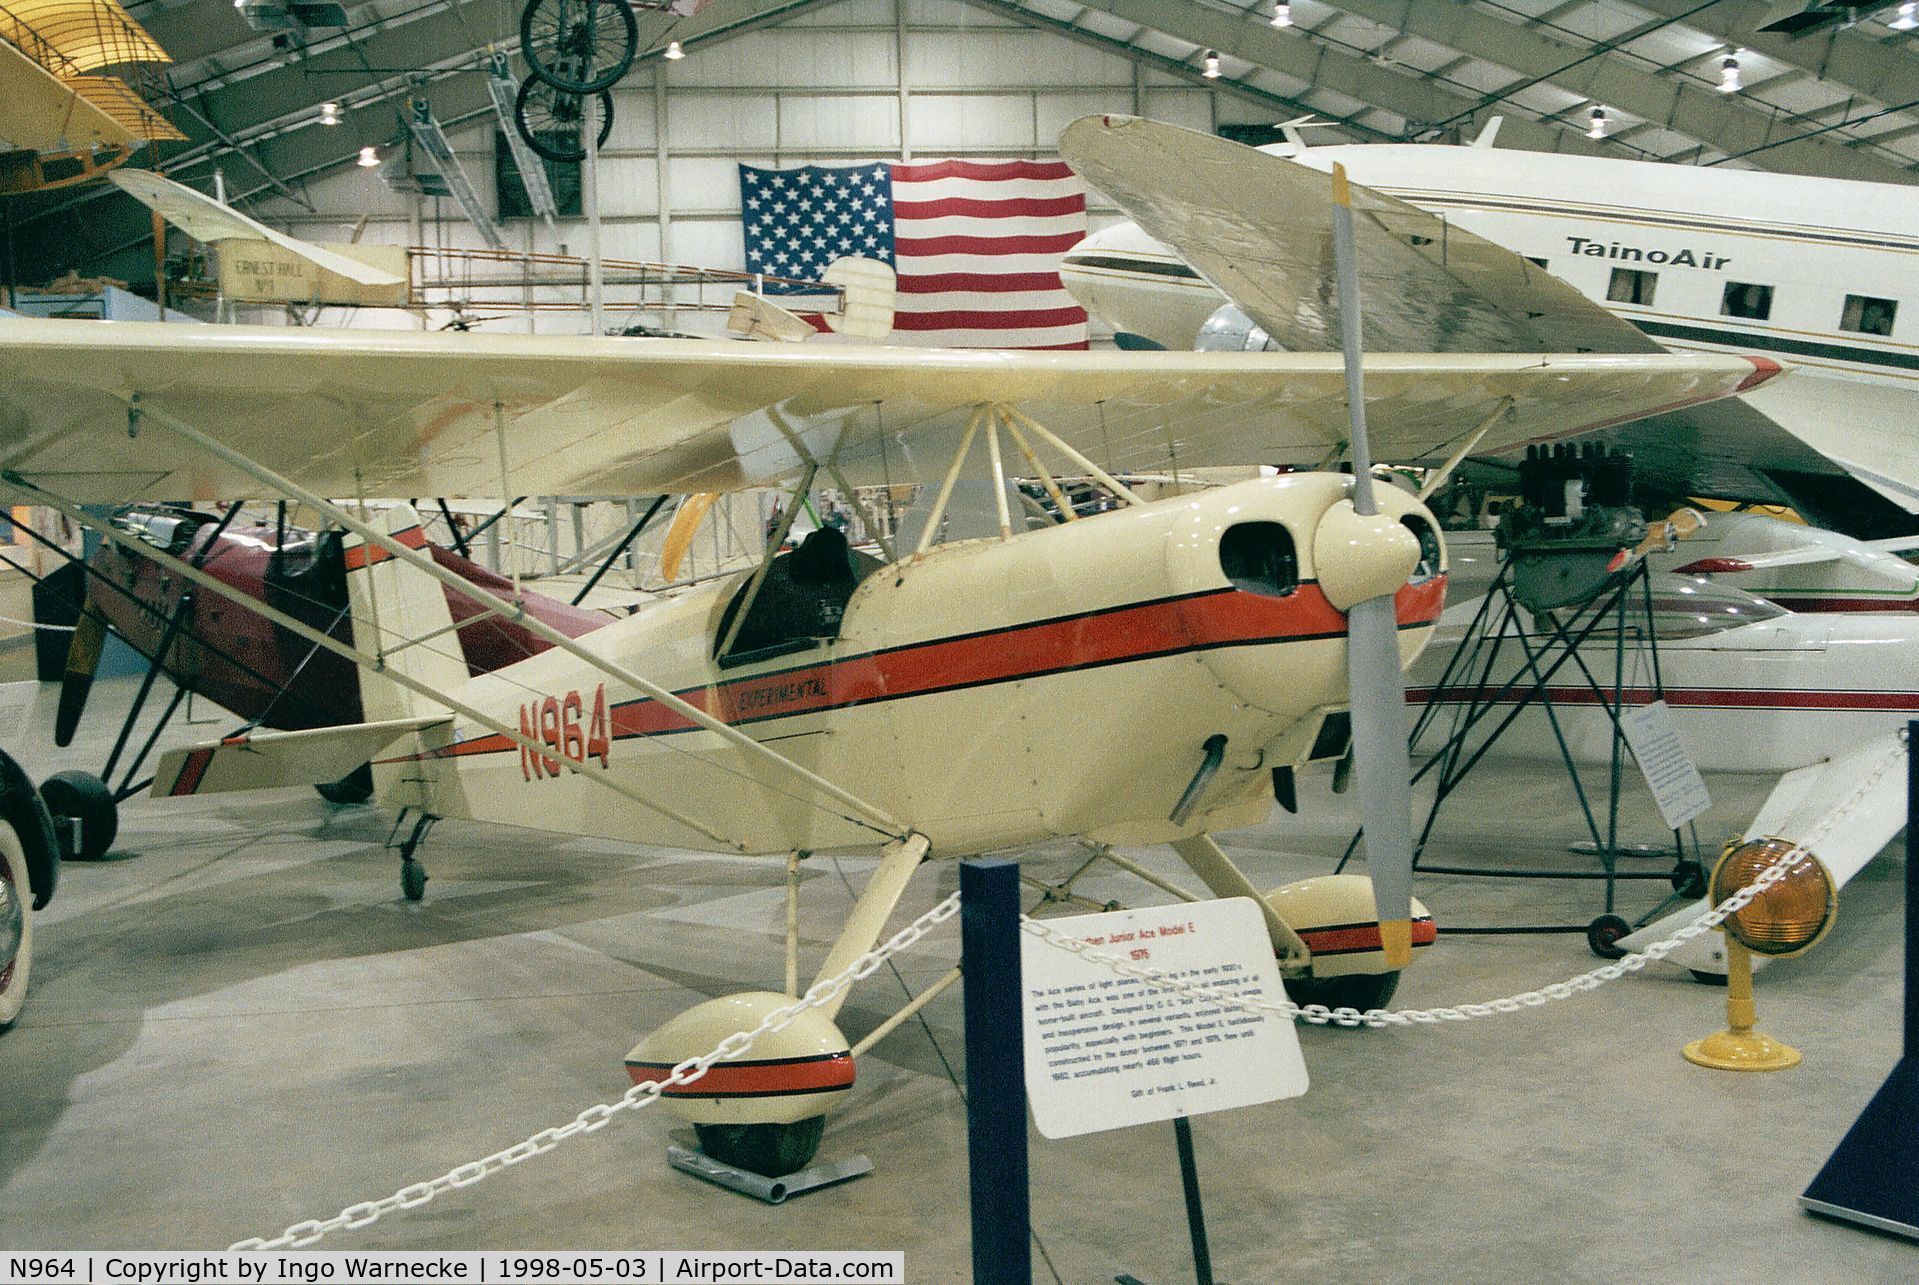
[248,0,1275,337]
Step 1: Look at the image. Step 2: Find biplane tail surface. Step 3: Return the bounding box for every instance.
[342,504,468,726]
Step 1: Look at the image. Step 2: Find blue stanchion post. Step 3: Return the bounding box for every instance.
[1799,720,1919,1238]
[961,858,1031,1284]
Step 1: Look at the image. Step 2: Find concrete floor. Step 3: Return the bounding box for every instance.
[2,674,1915,1282]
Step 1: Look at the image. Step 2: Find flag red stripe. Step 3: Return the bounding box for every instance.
[894,158,1076,182]
[895,271,1072,293]
[892,306,1090,331]
[895,232,1088,257]
[891,194,1087,219]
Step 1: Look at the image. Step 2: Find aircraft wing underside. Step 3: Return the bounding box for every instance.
[0,318,1777,503]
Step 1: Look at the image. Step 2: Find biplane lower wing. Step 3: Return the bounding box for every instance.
[0,318,1779,504]
[152,716,451,798]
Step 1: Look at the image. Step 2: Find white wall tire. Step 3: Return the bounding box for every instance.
[0,821,32,1029]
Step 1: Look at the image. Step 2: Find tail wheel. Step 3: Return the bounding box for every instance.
[515,77,614,163]
[40,770,118,861]
[1,823,34,1029]
[1281,969,1400,1021]
[520,0,638,94]
[693,1117,826,1178]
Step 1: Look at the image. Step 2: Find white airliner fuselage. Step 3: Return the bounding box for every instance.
[1062,141,1919,509]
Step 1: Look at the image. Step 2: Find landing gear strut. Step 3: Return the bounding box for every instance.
[395,814,437,902]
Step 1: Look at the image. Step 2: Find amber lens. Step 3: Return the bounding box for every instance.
[1711,838,1834,956]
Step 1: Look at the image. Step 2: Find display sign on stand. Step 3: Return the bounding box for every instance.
[1021,896,1308,1138]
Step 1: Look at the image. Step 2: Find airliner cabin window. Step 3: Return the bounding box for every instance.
[1841,294,1897,337]
[1606,268,1657,306]
[1720,282,1773,320]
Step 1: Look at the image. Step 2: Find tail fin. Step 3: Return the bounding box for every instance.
[343,504,467,725]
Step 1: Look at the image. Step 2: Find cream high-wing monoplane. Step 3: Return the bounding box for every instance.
[0,315,1775,1174]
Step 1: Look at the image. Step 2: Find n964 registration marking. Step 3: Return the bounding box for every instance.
[520,684,611,781]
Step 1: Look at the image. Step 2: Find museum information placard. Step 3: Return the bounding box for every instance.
[1021,896,1307,1139]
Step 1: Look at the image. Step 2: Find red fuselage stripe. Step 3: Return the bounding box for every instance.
[1298,918,1439,957]
[342,525,427,572]
[1407,685,1919,712]
[624,1055,855,1098]
[422,578,1446,761]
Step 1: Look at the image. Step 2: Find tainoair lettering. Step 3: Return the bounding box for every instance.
[1564,235,1729,271]
[521,683,612,780]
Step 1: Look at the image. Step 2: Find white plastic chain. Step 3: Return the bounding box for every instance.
[228,893,963,1251]
[1024,734,1908,1030]
[0,612,74,632]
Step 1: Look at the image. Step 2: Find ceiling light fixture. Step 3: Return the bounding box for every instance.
[663,39,685,60]
[1587,105,1606,139]
[319,100,340,126]
[1202,49,1221,78]
[1893,2,1917,31]
[1271,2,1292,27]
[1718,52,1742,93]
[357,145,379,168]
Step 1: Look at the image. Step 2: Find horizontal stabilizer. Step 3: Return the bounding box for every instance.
[1616,729,1909,975]
[152,716,450,798]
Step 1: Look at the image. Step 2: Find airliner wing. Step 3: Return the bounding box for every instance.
[0,317,1776,503]
[110,170,407,288]
[1058,115,1848,508]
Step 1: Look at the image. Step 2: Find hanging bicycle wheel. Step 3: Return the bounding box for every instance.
[515,77,615,163]
[521,0,638,94]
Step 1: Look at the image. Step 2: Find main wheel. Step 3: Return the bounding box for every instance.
[515,77,615,163]
[693,1116,826,1178]
[521,0,638,94]
[1587,913,1633,960]
[401,859,428,902]
[1,822,34,1029]
[316,763,374,806]
[40,770,117,861]
[1282,970,1400,1020]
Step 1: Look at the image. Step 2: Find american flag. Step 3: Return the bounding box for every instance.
[739,158,1089,350]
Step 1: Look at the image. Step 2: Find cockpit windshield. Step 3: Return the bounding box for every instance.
[1639,574,1788,639]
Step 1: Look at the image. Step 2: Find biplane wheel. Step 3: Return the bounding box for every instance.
[401,859,428,903]
[1586,913,1633,960]
[520,0,638,94]
[316,764,374,806]
[40,770,117,862]
[1281,969,1399,1020]
[693,1116,827,1178]
[515,77,615,163]
[1,820,34,1030]
[1670,860,1707,899]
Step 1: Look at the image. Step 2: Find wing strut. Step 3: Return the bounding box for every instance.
[63,395,914,843]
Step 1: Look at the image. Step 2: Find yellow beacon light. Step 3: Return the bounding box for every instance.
[1684,838,1837,1072]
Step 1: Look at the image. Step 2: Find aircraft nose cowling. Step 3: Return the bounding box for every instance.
[1313,499,1422,611]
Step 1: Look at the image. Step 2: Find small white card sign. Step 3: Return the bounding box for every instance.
[1618,699,1712,830]
[1021,896,1307,1140]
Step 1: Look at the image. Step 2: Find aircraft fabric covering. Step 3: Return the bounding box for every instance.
[0,317,1778,504]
